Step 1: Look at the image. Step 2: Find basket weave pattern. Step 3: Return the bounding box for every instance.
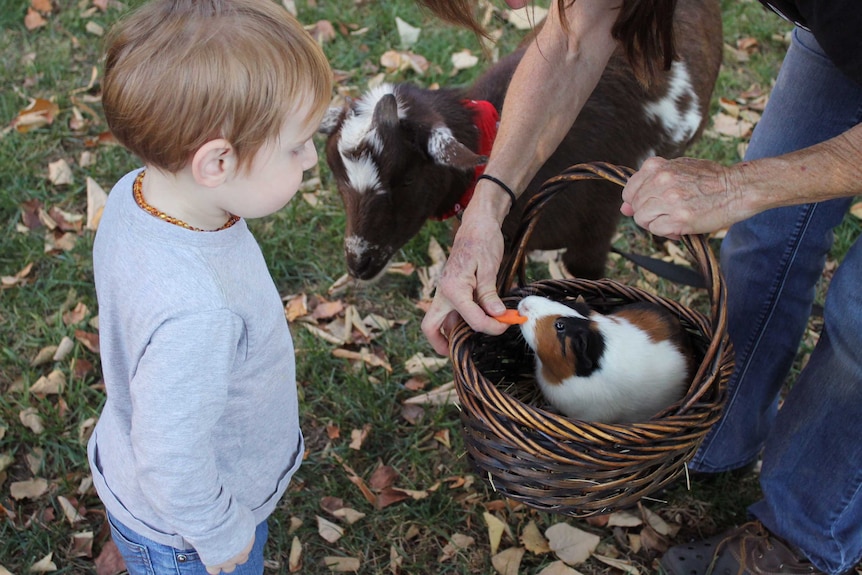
[449,163,733,516]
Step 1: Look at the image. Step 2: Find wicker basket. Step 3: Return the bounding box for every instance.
[449,162,734,517]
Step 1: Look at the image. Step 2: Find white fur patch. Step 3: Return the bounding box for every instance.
[336,84,407,194]
[345,235,373,260]
[427,126,458,165]
[643,62,702,145]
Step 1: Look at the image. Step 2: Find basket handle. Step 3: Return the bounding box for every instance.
[497,162,729,412]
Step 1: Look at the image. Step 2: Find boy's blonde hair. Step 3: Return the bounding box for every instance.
[102,0,332,173]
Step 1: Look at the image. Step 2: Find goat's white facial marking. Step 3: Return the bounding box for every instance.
[428,125,458,165]
[337,84,406,195]
[644,62,702,145]
[345,235,374,260]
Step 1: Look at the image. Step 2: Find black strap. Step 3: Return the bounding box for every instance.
[610,247,706,288]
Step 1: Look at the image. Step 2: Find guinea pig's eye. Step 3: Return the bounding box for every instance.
[554,320,565,332]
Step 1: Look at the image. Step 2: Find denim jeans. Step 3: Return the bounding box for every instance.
[107,512,269,575]
[687,28,862,574]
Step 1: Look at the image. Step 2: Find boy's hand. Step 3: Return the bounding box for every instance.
[205,536,254,574]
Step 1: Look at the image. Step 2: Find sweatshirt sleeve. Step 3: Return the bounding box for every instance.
[128,309,255,566]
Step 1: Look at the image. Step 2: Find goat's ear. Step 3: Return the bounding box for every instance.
[371,93,400,130]
[427,125,484,170]
[318,106,345,135]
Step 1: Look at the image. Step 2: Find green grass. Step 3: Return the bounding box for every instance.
[1,0,858,573]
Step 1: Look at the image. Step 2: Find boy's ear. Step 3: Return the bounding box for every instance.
[191,139,236,187]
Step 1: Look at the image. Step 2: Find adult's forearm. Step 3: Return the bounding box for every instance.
[481,0,619,201]
[732,123,862,216]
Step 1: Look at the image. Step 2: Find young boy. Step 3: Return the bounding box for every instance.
[88,0,331,573]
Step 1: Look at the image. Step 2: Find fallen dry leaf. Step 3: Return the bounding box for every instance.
[404,353,449,375]
[451,49,479,71]
[491,547,525,575]
[288,536,302,572]
[308,19,336,43]
[86,177,108,230]
[20,407,45,434]
[12,98,58,132]
[69,531,94,558]
[537,560,585,575]
[48,159,73,186]
[93,540,126,575]
[316,515,344,543]
[369,465,398,491]
[10,477,48,500]
[520,520,551,554]
[545,523,600,566]
[593,554,640,575]
[438,533,475,562]
[30,552,57,573]
[58,495,84,525]
[2,262,35,289]
[402,381,458,406]
[30,369,66,395]
[850,201,862,220]
[74,329,100,354]
[484,512,507,555]
[395,16,421,48]
[349,424,371,450]
[506,5,547,29]
[322,556,361,572]
[24,7,47,30]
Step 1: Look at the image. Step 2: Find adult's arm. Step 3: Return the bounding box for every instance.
[620,122,862,238]
[422,0,620,354]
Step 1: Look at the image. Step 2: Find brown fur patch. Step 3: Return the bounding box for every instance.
[613,307,677,343]
[535,315,596,384]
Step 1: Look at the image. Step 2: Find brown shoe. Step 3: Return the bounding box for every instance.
[660,521,824,575]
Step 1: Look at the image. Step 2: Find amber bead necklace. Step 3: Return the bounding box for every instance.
[132,170,239,232]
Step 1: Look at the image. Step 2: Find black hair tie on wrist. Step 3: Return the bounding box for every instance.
[477,174,517,207]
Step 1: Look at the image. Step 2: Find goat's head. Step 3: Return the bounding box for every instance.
[320,84,484,280]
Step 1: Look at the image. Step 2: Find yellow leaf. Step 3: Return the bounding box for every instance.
[484,512,506,555]
[10,477,48,500]
[13,98,58,132]
[545,523,599,566]
[520,520,551,554]
[322,556,360,572]
[492,547,525,575]
[86,177,108,231]
[29,552,57,573]
[288,536,302,572]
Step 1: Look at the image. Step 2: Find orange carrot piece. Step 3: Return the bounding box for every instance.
[496,309,527,325]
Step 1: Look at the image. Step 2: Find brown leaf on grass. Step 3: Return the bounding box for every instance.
[94,540,126,575]
[31,0,52,12]
[49,207,84,232]
[63,302,89,325]
[325,423,340,439]
[638,524,669,554]
[284,293,309,321]
[75,329,100,354]
[322,556,361,572]
[308,20,336,43]
[69,531,94,558]
[389,545,402,575]
[320,495,345,515]
[375,487,411,509]
[312,299,344,320]
[379,50,429,75]
[400,403,424,425]
[12,98,58,132]
[593,554,641,575]
[10,477,48,500]
[332,347,392,372]
[433,429,451,448]
[21,199,43,230]
[711,112,753,139]
[484,512,507,555]
[850,201,862,220]
[24,7,47,30]
[492,547,525,575]
[369,464,398,491]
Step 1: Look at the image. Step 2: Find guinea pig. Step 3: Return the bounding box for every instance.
[517,295,695,424]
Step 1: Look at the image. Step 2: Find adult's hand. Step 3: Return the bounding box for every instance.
[421,204,510,355]
[205,536,254,575]
[621,156,742,238]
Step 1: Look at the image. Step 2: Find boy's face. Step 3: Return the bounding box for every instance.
[217,111,320,220]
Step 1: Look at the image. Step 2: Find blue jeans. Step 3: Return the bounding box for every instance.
[687,28,862,574]
[107,512,269,575]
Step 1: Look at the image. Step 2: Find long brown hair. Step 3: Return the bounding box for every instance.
[415,0,677,85]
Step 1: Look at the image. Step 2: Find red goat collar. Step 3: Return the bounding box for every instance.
[433,99,500,220]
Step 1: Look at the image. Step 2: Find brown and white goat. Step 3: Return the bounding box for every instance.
[320,0,722,281]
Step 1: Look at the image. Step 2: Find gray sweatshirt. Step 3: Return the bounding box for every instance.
[89,168,303,566]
